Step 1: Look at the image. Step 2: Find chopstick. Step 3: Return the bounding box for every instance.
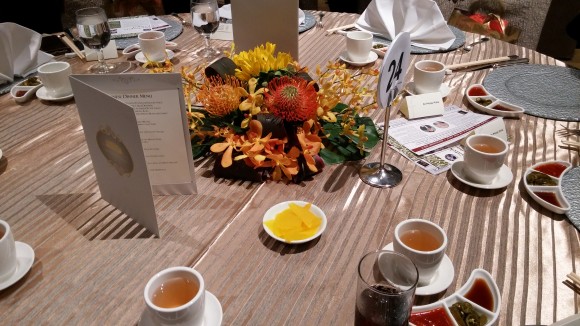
[446,56,517,70]
[562,140,580,147]
[567,272,580,286]
[56,32,85,60]
[326,23,356,35]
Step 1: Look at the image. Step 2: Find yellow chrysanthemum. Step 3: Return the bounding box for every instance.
[232,42,294,81]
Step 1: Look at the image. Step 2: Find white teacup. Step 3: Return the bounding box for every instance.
[463,134,508,184]
[346,31,373,62]
[393,218,448,286]
[37,61,73,98]
[144,266,205,326]
[413,60,445,94]
[138,31,166,62]
[0,220,17,283]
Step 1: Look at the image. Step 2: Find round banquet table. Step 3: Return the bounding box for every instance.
[0,11,578,326]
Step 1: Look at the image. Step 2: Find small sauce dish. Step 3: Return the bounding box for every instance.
[122,42,178,59]
[10,76,43,103]
[465,84,525,119]
[523,160,572,214]
[410,269,501,326]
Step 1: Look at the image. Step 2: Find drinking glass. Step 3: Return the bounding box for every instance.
[191,0,221,59]
[355,250,419,326]
[75,7,131,74]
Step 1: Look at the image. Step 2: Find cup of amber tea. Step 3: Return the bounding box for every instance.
[355,250,418,326]
[144,266,205,326]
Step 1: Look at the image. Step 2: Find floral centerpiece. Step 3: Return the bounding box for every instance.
[170,43,380,183]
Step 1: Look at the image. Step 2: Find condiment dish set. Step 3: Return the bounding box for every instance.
[523,160,572,214]
[465,84,524,118]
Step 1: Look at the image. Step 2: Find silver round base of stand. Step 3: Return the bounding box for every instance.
[359,162,403,188]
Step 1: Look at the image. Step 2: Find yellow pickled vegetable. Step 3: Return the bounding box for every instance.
[264,203,322,242]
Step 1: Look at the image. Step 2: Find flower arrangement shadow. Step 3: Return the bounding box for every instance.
[180,43,381,183]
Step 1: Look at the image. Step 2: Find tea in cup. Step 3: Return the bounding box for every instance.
[138,31,166,62]
[393,218,448,286]
[144,266,205,326]
[463,134,508,184]
[413,60,445,94]
[0,219,17,282]
[37,61,73,98]
[346,31,373,62]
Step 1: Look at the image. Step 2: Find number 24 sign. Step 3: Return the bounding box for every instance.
[377,32,411,109]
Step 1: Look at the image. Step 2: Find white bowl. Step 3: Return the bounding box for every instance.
[465,84,524,119]
[523,160,572,214]
[263,201,327,244]
[410,269,501,326]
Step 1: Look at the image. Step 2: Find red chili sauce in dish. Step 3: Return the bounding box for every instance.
[534,162,567,178]
[409,307,454,326]
[468,86,487,97]
[534,191,561,207]
[15,90,27,97]
[464,278,494,311]
[491,104,513,112]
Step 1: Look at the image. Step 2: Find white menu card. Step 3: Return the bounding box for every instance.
[70,73,197,236]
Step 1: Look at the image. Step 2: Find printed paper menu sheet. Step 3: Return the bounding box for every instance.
[110,90,190,186]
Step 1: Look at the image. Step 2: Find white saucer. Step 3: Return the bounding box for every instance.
[0,241,35,291]
[451,161,513,190]
[383,242,454,296]
[135,50,175,64]
[138,290,223,326]
[36,86,74,102]
[406,82,450,98]
[339,51,379,67]
[0,148,3,160]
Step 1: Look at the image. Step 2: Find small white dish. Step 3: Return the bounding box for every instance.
[451,161,513,189]
[371,42,388,58]
[0,241,35,291]
[465,84,524,118]
[36,86,74,102]
[135,49,175,64]
[410,269,501,326]
[0,148,3,160]
[10,77,43,103]
[383,242,454,296]
[122,42,178,59]
[138,290,222,326]
[263,201,327,244]
[406,81,450,98]
[339,51,379,67]
[523,160,572,214]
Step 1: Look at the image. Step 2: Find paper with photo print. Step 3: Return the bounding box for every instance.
[389,105,500,155]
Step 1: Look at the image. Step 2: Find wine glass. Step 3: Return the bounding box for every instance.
[191,0,221,59]
[75,7,131,74]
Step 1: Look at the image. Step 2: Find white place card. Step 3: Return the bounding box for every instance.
[400,92,444,119]
[231,0,299,59]
[84,40,118,61]
[70,73,198,236]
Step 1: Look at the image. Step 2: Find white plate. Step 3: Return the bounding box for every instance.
[523,160,572,214]
[0,241,35,291]
[36,86,74,102]
[465,84,524,119]
[138,290,222,326]
[383,242,454,296]
[405,81,450,98]
[451,161,513,190]
[219,4,305,24]
[263,201,327,244]
[410,269,501,326]
[339,51,378,67]
[135,50,175,64]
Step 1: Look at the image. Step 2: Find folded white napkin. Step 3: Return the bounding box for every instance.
[355,0,456,50]
[0,22,53,84]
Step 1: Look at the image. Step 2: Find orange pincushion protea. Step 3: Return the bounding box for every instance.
[196,76,243,117]
[265,76,318,122]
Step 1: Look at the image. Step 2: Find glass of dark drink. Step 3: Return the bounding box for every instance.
[191,0,221,59]
[355,250,419,326]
